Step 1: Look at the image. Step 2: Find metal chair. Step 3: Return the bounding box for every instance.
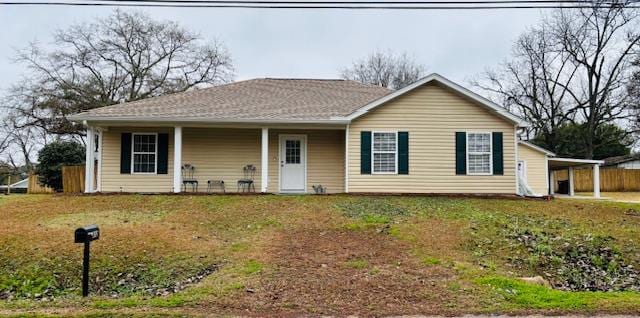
[237,164,256,192]
[181,164,199,192]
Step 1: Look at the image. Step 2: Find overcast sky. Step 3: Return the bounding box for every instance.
[0,4,545,92]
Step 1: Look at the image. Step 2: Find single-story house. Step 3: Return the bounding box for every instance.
[69,73,603,197]
[603,154,640,169]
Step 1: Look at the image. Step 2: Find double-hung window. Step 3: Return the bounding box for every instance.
[467,132,492,175]
[372,132,397,174]
[132,133,157,174]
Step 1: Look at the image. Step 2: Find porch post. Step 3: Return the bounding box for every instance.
[84,125,95,193]
[593,164,600,198]
[173,126,182,193]
[549,169,555,195]
[344,125,349,193]
[96,128,103,192]
[568,166,575,196]
[261,128,269,193]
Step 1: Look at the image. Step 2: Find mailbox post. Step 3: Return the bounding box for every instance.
[74,224,99,297]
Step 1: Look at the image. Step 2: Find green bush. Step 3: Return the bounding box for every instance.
[36,141,85,191]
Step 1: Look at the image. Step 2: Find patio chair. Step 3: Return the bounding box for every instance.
[181,164,199,192]
[237,164,256,193]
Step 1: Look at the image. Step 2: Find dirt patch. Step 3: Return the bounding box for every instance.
[223,228,475,317]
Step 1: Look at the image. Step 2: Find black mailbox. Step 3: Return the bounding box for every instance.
[75,225,100,243]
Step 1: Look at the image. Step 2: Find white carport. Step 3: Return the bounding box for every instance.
[548,158,605,198]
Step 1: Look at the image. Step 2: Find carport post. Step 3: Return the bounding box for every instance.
[568,166,575,196]
[549,170,554,195]
[593,164,600,198]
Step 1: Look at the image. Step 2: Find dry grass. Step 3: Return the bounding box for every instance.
[1,194,640,317]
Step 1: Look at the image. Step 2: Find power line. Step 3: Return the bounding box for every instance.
[2,0,639,9]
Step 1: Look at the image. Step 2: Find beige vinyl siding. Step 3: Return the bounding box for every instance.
[268,129,345,193]
[348,82,517,194]
[101,127,174,192]
[517,143,549,195]
[100,127,343,193]
[182,128,262,192]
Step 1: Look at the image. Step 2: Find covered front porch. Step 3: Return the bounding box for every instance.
[548,158,605,199]
[83,125,346,194]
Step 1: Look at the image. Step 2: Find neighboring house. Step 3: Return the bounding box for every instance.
[69,73,602,197]
[603,154,640,169]
[0,178,28,194]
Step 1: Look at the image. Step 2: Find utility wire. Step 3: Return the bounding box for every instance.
[2,0,639,8]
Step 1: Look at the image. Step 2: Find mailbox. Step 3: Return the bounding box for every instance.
[75,225,100,243]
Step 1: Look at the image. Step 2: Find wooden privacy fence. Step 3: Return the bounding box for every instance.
[553,168,640,192]
[27,175,54,194]
[62,165,85,193]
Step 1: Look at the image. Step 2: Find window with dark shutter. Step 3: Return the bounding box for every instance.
[120,133,132,174]
[398,132,409,174]
[455,132,466,175]
[492,132,504,175]
[360,131,371,174]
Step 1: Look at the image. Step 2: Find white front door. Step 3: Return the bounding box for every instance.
[279,135,306,193]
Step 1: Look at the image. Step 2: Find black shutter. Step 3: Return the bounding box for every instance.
[157,133,169,174]
[360,131,371,174]
[492,132,504,175]
[120,133,132,174]
[398,132,409,174]
[455,132,466,175]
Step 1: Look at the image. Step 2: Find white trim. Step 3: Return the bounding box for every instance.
[545,156,550,195]
[371,131,398,175]
[518,140,556,156]
[84,126,95,193]
[173,127,182,193]
[514,126,519,194]
[344,125,349,193]
[261,128,269,193]
[278,134,308,193]
[548,158,604,165]
[466,132,493,176]
[130,133,159,175]
[96,128,103,192]
[338,73,528,127]
[71,115,350,125]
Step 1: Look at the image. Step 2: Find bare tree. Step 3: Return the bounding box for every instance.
[549,1,640,158]
[7,9,234,137]
[475,1,640,158]
[472,25,579,153]
[340,50,426,89]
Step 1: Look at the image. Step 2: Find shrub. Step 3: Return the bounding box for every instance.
[36,141,85,191]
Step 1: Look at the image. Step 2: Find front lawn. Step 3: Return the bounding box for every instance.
[1,194,640,316]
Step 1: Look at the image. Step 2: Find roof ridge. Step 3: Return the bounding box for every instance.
[262,77,346,81]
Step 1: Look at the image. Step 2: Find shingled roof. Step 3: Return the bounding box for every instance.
[71,78,392,123]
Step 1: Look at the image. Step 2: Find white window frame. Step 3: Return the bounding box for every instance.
[131,132,158,175]
[371,131,398,175]
[466,132,493,176]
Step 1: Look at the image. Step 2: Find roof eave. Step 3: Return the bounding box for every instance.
[69,115,350,125]
[518,141,556,156]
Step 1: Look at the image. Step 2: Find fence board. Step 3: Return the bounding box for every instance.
[62,165,85,193]
[27,175,54,194]
[553,168,640,192]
